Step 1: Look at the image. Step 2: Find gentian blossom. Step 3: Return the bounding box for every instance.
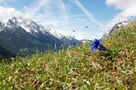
[90,39,107,52]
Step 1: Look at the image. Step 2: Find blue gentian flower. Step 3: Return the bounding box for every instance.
[90,39,100,52]
[90,39,107,52]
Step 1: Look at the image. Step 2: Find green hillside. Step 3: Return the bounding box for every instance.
[0,22,136,89]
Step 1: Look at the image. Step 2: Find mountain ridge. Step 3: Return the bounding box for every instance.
[0,16,81,56]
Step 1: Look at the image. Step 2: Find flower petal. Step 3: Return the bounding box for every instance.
[98,44,107,51]
[92,47,97,52]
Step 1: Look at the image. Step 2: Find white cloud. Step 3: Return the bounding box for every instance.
[24,0,69,27]
[0,0,104,40]
[57,0,69,22]
[105,0,136,33]
[38,0,49,6]
[54,0,71,30]
[106,0,135,10]
[74,0,103,28]
[106,0,136,16]
[0,6,22,21]
[23,0,49,19]
[72,0,107,39]
[30,0,76,36]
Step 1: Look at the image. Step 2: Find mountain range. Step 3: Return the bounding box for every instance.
[0,16,80,56]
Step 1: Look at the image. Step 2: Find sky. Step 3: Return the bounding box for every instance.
[0,0,136,40]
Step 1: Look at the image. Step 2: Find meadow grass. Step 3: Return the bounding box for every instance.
[0,22,136,90]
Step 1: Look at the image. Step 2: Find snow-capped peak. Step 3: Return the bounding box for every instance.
[47,29,65,39]
[10,16,40,33]
[1,16,75,40]
[11,16,67,39]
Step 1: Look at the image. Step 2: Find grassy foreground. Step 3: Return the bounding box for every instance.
[0,22,136,90]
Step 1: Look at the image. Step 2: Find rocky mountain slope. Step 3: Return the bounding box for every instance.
[0,16,80,56]
[0,45,15,58]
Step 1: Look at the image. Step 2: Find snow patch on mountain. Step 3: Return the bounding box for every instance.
[0,16,77,41]
[11,16,69,39]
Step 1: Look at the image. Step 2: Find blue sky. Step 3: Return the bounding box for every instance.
[0,0,136,40]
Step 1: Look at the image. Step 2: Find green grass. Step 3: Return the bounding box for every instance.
[0,22,136,90]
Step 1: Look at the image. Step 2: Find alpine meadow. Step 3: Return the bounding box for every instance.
[0,0,136,90]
